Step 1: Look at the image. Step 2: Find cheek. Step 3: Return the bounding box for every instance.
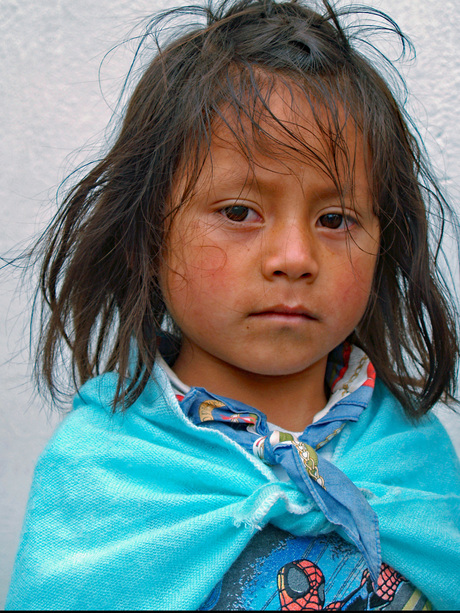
[161,233,243,319]
[328,252,377,320]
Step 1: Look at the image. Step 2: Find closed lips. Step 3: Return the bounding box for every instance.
[250,306,316,319]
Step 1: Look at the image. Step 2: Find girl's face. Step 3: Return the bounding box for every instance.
[160,90,380,388]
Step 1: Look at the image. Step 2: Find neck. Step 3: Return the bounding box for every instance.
[172,344,328,431]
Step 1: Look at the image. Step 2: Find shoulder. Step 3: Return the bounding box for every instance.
[34,370,171,465]
[334,378,460,493]
[346,378,456,448]
[51,362,191,445]
[34,365,269,492]
[433,400,460,458]
[337,381,460,611]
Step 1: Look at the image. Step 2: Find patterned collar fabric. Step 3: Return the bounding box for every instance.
[178,344,381,583]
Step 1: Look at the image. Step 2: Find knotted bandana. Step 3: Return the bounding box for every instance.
[180,344,381,583]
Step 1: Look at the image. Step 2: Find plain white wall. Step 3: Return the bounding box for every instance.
[1,0,459,606]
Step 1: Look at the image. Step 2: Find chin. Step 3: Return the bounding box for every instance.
[238,358,321,378]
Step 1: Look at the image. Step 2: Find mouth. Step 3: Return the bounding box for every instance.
[249,305,317,320]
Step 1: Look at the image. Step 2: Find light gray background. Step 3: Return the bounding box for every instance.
[1,0,459,606]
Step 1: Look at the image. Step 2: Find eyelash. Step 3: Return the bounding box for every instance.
[317,213,357,230]
[221,205,357,230]
[220,205,260,223]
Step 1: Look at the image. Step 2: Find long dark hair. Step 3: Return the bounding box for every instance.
[34,0,459,417]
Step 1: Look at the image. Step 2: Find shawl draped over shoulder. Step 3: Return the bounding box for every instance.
[6,364,460,610]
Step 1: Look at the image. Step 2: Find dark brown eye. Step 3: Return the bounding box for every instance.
[319,213,346,229]
[222,205,251,222]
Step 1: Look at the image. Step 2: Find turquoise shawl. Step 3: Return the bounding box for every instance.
[6,365,460,610]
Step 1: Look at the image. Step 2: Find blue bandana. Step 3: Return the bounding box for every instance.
[180,344,381,583]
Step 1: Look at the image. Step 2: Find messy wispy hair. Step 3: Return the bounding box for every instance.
[35,0,459,416]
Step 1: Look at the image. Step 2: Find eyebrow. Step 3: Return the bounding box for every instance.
[210,165,354,201]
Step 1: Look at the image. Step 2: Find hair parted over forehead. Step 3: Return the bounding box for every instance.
[36,0,459,416]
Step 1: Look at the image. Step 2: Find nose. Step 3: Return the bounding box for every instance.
[261,222,319,281]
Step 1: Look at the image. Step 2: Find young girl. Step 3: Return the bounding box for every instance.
[6,0,460,609]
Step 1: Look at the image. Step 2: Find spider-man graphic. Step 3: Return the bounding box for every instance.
[278,561,404,610]
[203,527,431,611]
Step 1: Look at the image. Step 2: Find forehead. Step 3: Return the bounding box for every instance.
[171,78,371,210]
[222,85,336,149]
[202,83,369,193]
